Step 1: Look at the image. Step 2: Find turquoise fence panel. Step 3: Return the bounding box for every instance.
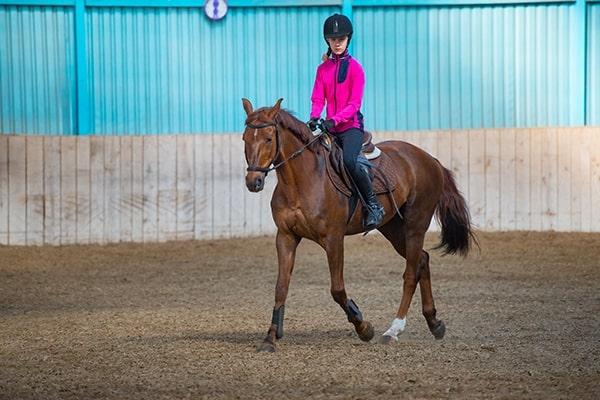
[0,6,76,134]
[354,4,583,131]
[0,1,596,134]
[589,3,600,125]
[86,6,337,134]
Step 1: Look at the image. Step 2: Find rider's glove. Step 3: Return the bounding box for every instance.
[323,119,336,132]
[307,118,319,132]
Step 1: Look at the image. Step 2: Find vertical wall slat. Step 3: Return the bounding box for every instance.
[142,135,158,242]
[157,136,177,241]
[176,135,195,240]
[76,137,90,244]
[580,128,592,232]
[131,136,144,242]
[591,129,600,231]
[484,129,501,229]
[500,129,516,230]
[529,128,543,230]
[229,134,246,237]
[569,128,582,231]
[8,137,26,244]
[436,130,452,174]
[541,128,558,231]
[119,136,133,241]
[89,136,105,243]
[451,130,469,210]
[194,135,213,240]
[557,128,572,231]
[212,134,231,239]
[0,136,8,244]
[60,136,77,244]
[44,137,61,245]
[515,128,531,230]
[26,137,44,245]
[468,130,485,229]
[104,133,121,243]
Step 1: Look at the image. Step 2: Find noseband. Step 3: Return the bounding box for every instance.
[245,120,325,176]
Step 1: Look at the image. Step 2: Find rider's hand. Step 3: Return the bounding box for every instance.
[307,118,319,132]
[323,119,335,132]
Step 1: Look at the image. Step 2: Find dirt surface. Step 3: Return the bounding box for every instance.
[1,231,599,399]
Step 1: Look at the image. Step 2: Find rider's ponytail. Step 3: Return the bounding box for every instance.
[322,47,332,62]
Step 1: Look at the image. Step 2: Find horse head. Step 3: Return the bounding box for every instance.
[241,98,283,192]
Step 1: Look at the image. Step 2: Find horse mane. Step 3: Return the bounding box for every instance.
[276,109,315,144]
[247,107,314,145]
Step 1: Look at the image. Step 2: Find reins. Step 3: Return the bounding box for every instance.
[245,120,325,175]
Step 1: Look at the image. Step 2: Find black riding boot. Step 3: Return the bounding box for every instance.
[353,165,384,230]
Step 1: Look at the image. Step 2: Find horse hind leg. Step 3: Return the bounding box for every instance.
[377,218,409,344]
[418,251,446,339]
[379,218,446,342]
[379,216,443,343]
[380,234,425,344]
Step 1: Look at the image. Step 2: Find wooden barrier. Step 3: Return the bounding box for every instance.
[0,127,599,245]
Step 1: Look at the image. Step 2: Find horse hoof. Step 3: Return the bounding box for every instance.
[430,320,446,340]
[378,335,397,345]
[256,341,276,353]
[357,321,375,342]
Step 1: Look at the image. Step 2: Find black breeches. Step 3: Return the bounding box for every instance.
[335,128,364,176]
[335,128,375,198]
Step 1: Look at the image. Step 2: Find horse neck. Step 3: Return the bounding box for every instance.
[274,126,326,190]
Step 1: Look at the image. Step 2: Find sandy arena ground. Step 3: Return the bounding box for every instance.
[1,231,599,399]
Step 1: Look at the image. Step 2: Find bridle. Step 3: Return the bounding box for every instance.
[245,120,325,176]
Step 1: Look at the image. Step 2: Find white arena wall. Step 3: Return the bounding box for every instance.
[0,127,599,245]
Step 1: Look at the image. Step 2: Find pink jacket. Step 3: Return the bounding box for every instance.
[310,52,365,133]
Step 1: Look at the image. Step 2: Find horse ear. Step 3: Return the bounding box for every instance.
[242,98,253,115]
[266,98,283,119]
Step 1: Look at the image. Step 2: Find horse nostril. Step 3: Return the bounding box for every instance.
[256,177,264,188]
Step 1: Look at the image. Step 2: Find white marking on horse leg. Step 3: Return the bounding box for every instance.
[382,317,406,341]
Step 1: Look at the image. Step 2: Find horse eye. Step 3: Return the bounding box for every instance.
[265,137,273,143]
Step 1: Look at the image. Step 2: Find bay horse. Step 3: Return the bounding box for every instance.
[242,98,475,352]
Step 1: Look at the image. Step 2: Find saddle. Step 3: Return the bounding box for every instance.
[322,131,401,198]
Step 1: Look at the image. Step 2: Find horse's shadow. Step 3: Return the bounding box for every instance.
[123,328,355,346]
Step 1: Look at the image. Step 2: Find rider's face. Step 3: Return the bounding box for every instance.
[327,36,348,55]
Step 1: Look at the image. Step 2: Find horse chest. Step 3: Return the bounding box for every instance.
[281,207,321,237]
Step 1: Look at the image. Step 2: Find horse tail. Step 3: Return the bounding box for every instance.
[434,166,477,257]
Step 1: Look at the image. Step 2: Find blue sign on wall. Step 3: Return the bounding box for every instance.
[204,0,228,20]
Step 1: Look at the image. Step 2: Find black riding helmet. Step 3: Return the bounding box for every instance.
[323,13,353,42]
[323,13,353,82]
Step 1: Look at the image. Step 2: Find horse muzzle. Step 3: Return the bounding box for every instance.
[245,172,266,192]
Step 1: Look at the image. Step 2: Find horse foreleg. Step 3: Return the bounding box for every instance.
[324,236,375,342]
[257,230,300,353]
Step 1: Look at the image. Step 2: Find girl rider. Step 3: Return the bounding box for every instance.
[307,13,384,230]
